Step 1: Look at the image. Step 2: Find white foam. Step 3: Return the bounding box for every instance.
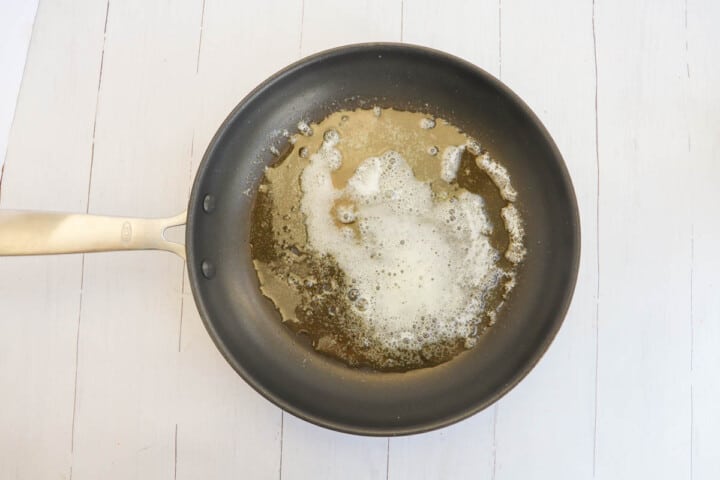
[466,138,482,155]
[477,153,517,202]
[503,272,517,297]
[419,118,436,129]
[300,138,501,351]
[297,121,314,136]
[441,145,465,183]
[501,204,526,263]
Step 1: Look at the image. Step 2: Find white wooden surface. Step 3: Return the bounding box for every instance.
[0,0,718,478]
[0,0,38,173]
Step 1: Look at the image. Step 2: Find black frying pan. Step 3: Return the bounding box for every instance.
[0,44,580,436]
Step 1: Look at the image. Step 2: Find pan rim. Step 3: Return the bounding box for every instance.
[186,42,581,436]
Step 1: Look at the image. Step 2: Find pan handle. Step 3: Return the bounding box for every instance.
[0,210,187,260]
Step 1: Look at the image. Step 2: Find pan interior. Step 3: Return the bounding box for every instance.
[186,44,580,435]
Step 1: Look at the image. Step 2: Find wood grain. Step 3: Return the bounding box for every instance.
[594,0,692,478]
[68,0,197,478]
[0,0,37,174]
[300,0,402,56]
[687,1,720,478]
[0,1,108,478]
[402,0,500,73]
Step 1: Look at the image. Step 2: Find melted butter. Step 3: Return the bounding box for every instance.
[249,108,523,371]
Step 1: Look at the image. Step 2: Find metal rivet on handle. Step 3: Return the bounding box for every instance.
[202,194,216,213]
[201,260,216,279]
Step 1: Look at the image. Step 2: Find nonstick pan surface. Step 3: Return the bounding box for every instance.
[185,43,580,436]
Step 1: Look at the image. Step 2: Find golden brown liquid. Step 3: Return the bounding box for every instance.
[250,108,520,371]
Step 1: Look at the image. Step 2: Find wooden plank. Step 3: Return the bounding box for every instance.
[386,2,499,479]
[0,1,108,478]
[0,0,38,172]
[68,1,200,478]
[300,0,402,56]
[491,0,598,478]
[175,294,285,480]
[189,0,305,175]
[594,0,692,478]
[282,415,388,480]
[177,1,303,479]
[687,1,720,478]
[402,0,500,76]
[387,412,495,479]
[279,1,402,479]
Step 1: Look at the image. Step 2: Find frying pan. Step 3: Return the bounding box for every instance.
[0,44,580,436]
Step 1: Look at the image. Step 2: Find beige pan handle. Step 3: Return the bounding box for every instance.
[0,210,187,260]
